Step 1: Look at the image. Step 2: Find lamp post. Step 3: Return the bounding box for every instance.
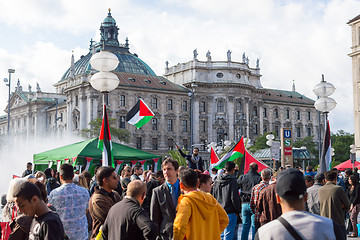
[3,69,15,136]
[89,51,120,105]
[313,74,336,164]
[351,144,356,170]
[266,133,276,170]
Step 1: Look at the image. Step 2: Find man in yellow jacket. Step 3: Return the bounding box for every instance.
[173,168,229,240]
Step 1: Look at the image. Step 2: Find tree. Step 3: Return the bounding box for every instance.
[80,118,130,143]
[168,149,187,167]
[331,130,354,163]
[248,132,274,152]
[293,135,318,157]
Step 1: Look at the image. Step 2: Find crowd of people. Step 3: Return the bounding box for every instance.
[1,153,360,240]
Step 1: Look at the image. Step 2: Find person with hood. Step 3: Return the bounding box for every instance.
[173,168,229,240]
[212,161,241,240]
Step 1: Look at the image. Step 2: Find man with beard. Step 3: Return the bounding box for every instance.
[176,146,203,171]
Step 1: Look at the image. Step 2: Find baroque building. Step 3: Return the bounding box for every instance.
[0,10,319,159]
[348,14,360,161]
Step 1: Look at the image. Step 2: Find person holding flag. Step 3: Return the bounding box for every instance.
[176,146,204,171]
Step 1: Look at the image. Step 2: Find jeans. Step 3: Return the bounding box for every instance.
[241,203,255,240]
[221,213,237,240]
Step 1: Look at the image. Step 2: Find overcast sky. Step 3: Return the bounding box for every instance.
[0,0,359,134]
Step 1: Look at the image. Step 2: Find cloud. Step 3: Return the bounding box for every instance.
[0,0,359,134]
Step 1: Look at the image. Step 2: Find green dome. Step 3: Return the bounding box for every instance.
[102,9,116,26]
[60,51,156,82]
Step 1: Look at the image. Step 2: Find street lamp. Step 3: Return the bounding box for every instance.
[313,74,336,120]
[266,133,275,169]
[3,69,15,136]
[313,74,336,164]
[350,144,356,169]
[89,51,119,105]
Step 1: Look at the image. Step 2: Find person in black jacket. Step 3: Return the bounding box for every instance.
[102,180,158,240]
[348,174,360,237]
[176,146,203,171]
[212,161,241,239]
[237,162,261,240]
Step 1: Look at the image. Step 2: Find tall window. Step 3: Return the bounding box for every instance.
[275,126,279,137]
[236,101,242,112]
[217,101,224,112]
[152,118,158,130]
[200,120,206,132]
[217,128,225,144]
[275,109,279,118]
[286,109,290,119]
[297,127,301,138]
[75,96,78,107]
[182,101,187,111]
[136,137,142,149]
[49,116,52,125]
[167,119,173,131]
[119,116,126,129]
[308,111,311,121]
[200,101,206,112]
[182,120,188,132]
[120,95,126,106]
[253,106,258,116]
[297,111,301,120]
[201,140,206,151]
[307,127,311,136]
[254,124,258,135]
[167,99,173,110]
[183,139,188,150]
[152,98,158,109]
[152,138,158,150]
[263,108,267,118]
[23,117,26,126]
[168,138,174,150]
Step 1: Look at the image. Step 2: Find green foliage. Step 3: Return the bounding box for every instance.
[80,118,130,143]
[331,130,354,163]
[293,136,318,157]
[248,132,274,152]
[168,149,187,166]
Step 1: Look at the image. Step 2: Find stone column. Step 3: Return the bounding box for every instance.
[227,96,235,141]
[245,98,250,138]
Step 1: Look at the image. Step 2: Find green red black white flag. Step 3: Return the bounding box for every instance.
[126,98,154,129]
[98,105,114,167]
[212,137,245,170]
[320,120,331,172]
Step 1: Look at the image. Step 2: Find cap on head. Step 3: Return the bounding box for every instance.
[276,168,306,200]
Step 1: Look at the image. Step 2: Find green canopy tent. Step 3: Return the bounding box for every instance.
[33,138,162,174]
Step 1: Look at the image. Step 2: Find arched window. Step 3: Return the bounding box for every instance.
[217,128,225,144]
[253,106,258,116]
[217,101,224,112]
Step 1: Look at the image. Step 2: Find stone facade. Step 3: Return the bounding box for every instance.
[0,11,319,159]
[348,14,360,160]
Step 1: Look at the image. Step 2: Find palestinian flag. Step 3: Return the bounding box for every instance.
[210,147,220,164]
[126,99,154,129]
[319,120,331,173]
[243,150,269,174]
[98,105,114,167]
[213,137,245,169]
